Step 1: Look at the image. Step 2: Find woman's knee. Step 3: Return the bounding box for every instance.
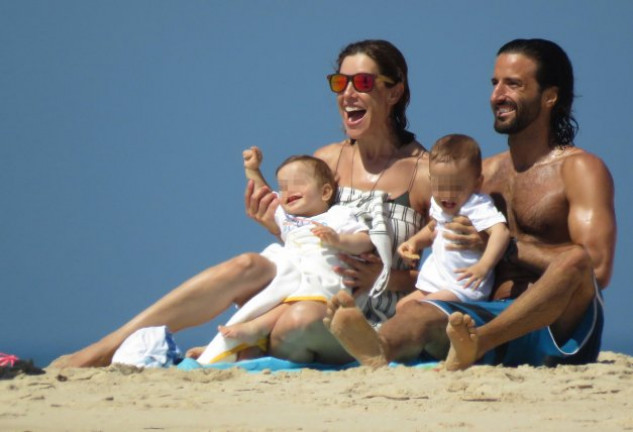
[273,302,327,335]
[229,253,275,277]
[221,253,275,305]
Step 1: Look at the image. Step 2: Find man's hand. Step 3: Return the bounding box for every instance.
[443,215,486,252]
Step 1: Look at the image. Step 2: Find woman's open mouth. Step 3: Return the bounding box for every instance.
[345,106,367,124]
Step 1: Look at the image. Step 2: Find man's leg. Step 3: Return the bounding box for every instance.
[324,291,450,367]
[446,245,597,370]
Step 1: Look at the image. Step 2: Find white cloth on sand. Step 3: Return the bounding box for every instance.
[112,326,182,368]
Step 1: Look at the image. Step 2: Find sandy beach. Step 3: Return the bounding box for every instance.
[1,351,631,431]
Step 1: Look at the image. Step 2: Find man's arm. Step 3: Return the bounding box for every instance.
[509,153,616,289]
[562,153,615,288]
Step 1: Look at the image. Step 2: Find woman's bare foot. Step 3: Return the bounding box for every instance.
[218,323,265,346]
[323,291,388,368]
[49,342,114,368]
[445,312,479,371]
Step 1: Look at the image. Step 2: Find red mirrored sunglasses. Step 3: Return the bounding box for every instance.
[326,73,395,93]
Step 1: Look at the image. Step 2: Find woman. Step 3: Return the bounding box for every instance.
[258,40,431,363]
[52,39,430,368]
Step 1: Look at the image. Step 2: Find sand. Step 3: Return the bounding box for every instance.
[1,351,632,431]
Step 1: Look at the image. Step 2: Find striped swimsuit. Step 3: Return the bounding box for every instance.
[335,185,424,323]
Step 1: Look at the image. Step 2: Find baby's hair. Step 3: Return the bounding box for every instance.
[276,155,338,206]
[430,134,482,176]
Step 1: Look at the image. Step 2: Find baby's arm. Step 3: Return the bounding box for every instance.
[311,224,374,255]
[456,222,510,288]
[243,146,270,189]
[397,220,436,263]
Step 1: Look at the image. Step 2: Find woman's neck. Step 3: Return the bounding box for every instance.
[354,130,400,161]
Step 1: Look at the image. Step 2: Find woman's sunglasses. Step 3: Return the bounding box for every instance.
[327,73,395,93]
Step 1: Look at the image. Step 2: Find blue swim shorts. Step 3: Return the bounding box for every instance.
[423,283,604,367]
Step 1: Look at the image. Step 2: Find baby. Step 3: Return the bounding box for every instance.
[397,134,510,307]
[194,147,375,362]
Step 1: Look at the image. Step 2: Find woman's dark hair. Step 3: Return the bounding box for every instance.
[336,39,415,147]
[498,38,578,146]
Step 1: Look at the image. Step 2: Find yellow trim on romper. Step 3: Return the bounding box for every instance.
[207,337,269,364]
[282,296,328,303]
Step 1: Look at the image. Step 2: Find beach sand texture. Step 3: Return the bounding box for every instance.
[1,351,632,431]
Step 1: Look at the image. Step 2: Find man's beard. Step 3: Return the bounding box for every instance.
[494,99,541,135]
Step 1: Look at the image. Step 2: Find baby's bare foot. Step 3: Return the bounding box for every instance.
[218,323,264,346]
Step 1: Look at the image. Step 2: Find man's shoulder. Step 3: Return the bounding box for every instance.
[560,147,611,176]
[482,151,511,177]
[484,150,510,163]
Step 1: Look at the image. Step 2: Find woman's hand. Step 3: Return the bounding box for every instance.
[245,179,281,236]
[443,215,486,252]
[334,252,383,296]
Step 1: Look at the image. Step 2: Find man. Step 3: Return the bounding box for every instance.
[323,38,617,369]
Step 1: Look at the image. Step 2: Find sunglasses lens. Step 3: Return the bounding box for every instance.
[329,74,348,93]
[352,73,375,92]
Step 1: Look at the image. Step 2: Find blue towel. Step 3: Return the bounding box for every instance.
[177,356,438,373]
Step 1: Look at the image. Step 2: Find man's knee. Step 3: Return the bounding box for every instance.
[381,301,449,359]
[395,296,416,315]
[556,245,593,277]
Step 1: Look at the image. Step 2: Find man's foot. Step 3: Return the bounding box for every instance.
[323,291,388,368]
[218,323,264,346]
[445,312,479,371]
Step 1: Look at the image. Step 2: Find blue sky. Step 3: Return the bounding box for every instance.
[2,0,632,365]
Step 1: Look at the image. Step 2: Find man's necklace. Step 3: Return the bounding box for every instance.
[350,145,395,192]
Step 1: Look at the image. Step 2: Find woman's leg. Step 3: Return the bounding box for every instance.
[51,253,276,367]
[268,301,353,364]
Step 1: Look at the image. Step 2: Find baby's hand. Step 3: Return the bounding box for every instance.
[397,241,420,265]
[243,146,263,170]
[455,263,488,290]
[311,223,340,247]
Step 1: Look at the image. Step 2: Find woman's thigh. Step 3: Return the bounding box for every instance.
[269,301,353,364]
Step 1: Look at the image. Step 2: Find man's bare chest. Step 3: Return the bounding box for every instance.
[492,165,570,243]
